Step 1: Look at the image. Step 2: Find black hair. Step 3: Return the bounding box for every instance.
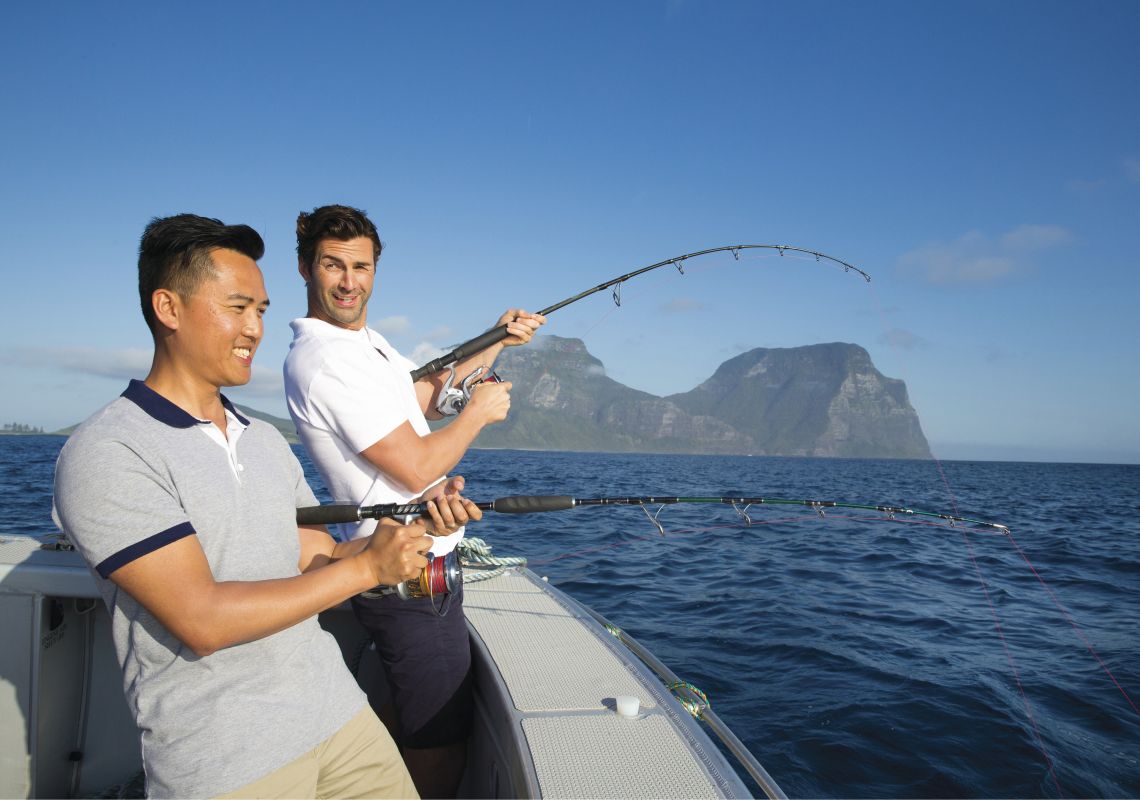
[138,214,265,333]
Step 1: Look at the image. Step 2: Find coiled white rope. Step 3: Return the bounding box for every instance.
[457,536,526,583]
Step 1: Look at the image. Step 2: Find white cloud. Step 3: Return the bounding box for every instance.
[372,315,411,336]
[0,346,283,396]
[422,326,454,342]
[408,341,446,365]
[234,365,284,397]
[878,328,929,351]
[999,224,1073,252]
[897,225,1074,285]
[0,346,151,378]
[662,297,705,313]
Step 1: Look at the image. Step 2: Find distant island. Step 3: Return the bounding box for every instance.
[473,337,931,458]
[52,338,931,458]
[1,423,50,435]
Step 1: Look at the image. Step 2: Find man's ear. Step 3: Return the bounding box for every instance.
[151,288,182,331]
[298,258,311,284]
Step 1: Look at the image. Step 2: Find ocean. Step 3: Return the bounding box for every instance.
[3,435,1138,798]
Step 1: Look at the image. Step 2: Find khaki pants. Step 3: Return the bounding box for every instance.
[216,706,418,799]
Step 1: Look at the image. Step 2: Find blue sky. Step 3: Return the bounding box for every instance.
[2,1,1137,463]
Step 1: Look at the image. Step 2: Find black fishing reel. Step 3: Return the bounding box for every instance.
[435,365,503,417]
[361,550,462,616]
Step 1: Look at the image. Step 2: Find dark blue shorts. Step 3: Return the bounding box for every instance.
[350,581,473,749]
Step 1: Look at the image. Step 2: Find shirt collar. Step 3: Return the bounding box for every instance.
[290,317,390,350]
[121,379,251,428]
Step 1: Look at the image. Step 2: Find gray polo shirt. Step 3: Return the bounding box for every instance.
[52,380,366,798]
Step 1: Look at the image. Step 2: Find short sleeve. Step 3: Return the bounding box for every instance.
[307,351,412,454]
[53,433,194,579]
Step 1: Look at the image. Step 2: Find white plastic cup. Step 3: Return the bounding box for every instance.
[615,695,640,717]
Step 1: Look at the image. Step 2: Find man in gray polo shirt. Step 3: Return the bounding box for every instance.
[53,214,479,798]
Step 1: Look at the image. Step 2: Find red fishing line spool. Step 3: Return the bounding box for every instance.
[395,551,462,615]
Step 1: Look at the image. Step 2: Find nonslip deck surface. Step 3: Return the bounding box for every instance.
[464,570,733,798]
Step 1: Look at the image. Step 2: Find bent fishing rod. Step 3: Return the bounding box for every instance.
[409,244,872,381]
[296,493,1009,535]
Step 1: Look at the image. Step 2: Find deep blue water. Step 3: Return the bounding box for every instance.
[5,435,1138,798]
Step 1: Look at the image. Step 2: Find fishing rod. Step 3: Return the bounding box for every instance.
[409,244,872,381]
[296,494,1010,535]
[312,494,1008,614]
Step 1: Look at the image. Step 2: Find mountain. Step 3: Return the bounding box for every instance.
[471,336,930,458]
[667,343,930,458]
[57,339,930,458]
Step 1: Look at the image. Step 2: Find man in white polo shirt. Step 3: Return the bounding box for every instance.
[284,204,544,798]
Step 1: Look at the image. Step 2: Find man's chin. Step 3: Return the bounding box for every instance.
[220,369,254,388]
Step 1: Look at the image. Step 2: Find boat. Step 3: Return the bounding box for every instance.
[0,532,784,799]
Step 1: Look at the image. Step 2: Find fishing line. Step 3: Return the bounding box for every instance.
[865,278,1065,795]
[1004,531,1139,716]
[953,520,1062,796]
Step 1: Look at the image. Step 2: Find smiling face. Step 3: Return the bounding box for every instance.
[299,236,376,330]
[176,248,269,388]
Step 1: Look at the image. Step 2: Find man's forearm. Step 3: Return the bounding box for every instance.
[396,411,486,492]
[193,555,377,653]
[359,413,487,495]
[111,536,382,659]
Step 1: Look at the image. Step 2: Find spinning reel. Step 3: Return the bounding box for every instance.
[361,550,462,616]
[435,365,503,417]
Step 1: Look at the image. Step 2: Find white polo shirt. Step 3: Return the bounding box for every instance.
[284,317,462,553]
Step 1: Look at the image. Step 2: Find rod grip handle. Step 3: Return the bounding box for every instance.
[296,503,360,526]
[410,325,510,381]
[491,495,575,514]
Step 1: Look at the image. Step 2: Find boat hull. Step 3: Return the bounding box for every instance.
[1,536,756,798]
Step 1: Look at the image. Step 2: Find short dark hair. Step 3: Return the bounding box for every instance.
[138,214,265,333]
[296,205,383,268]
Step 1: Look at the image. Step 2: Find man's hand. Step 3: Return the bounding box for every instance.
[496,308,546,347]
[360,521,431,586]
[418,476,484,536]
[465,379,512,425]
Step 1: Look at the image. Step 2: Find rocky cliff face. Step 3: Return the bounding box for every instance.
[468,336,930,458]
[667,343,930,458]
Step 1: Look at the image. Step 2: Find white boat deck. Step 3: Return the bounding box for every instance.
[462,568,750,798]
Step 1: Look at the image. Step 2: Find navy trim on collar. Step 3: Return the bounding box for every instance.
[121,380,199,428]
[220,395,251,426]
[121,379,250,428]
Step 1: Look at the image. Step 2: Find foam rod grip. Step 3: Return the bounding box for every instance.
[296,503,361,526]
[491,495,575,514]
